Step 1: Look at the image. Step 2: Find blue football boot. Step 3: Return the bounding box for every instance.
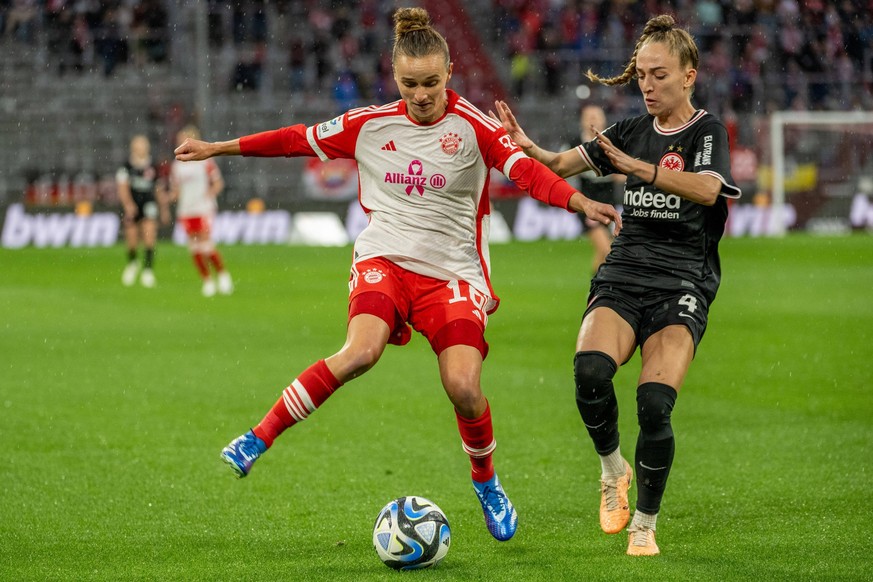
[220,430,267,478]
[473,474,518,541]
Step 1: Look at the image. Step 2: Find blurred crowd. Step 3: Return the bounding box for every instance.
[1,0,169,76]
[492,0,873,113]
[2,0,871,114]
[214,0,399,107]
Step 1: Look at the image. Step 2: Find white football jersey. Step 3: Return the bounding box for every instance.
[305,90,526,313]
[171,159,222,218]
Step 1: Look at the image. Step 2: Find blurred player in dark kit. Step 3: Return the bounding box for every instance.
[117,134,166,287]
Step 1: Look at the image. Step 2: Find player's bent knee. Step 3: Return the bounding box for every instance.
[636,382,677,437]
[447,386,485,419]
[334,347,382,381]
[574,351,618,399]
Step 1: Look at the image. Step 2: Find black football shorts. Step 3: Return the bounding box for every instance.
[583,282,709,354]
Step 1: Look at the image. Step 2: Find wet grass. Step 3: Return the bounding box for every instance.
[1,235,871,581]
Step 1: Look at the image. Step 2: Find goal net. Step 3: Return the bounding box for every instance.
[768,111,873,235]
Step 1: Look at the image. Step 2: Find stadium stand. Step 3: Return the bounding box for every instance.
[1,0,871,209]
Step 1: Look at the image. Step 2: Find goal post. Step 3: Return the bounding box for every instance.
[768,110,873,236]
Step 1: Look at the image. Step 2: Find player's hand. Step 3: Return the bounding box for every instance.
[568,192,622,236]
[488,100,535,150]
[174,138,213,162]
[592,128,639,177]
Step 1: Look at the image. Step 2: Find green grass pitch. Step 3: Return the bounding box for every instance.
[1,235,871,581]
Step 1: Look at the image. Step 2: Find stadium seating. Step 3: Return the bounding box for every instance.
[2,0,870,209]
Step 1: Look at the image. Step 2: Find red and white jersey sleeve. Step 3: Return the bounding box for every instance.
[171,159,221,218]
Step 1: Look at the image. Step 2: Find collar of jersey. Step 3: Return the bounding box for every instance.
[652,109,707,135]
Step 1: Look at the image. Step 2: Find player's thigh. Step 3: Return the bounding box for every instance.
[637,289,708,389]
[438,344,485,417]
[638,325,694,390]
[326,313,392,382]
[410,278,488,359]
[348,257,412,346]
[576,306,637,365]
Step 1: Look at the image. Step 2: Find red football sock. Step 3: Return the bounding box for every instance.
[253,360,342,447]
[456,401,496,482]
[208,251,225,273]
[192,253,210,279]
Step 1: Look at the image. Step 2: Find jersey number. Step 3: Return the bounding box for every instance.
[447,280,488,324]
[678,294,698,313]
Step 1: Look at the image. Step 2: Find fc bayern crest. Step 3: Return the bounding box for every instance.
[363,268,385,284]
[439,132,462,155]
[659,152,685,172]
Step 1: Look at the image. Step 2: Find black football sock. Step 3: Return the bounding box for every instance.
[634,382,677,515]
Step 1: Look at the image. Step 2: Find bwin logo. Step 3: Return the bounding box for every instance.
[623,187,681,209]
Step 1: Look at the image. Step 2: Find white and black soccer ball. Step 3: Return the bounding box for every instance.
[373,496,451,570]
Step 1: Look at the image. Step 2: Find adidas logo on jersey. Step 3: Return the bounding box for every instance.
[381,141,397,151]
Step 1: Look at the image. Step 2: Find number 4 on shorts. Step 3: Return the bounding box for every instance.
[678,294,698,313]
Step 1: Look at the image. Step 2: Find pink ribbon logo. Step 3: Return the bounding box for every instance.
[406,160,424,196]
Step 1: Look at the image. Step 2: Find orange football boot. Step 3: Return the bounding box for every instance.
[627,524,660,556]
[599,460,632,534]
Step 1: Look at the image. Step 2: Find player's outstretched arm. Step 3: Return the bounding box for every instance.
[490,100,590,178]
[568,192,622,235]
[175,138,241,162]
[593,128,722,206]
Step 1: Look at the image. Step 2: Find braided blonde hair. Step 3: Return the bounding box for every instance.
[587,14,698,86]
[392,7,450,69]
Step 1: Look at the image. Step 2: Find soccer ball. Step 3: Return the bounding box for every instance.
[373,496,451,570]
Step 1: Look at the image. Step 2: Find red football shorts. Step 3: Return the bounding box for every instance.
[179,216,212,237]
[348,257,489,358]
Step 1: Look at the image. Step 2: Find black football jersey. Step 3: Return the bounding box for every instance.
[578,110,741,303]
[562,135,620,206]
[118,161,158,203]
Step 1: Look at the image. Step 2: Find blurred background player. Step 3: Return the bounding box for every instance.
[565,104,623,275]
[168,125,233,297]
[175,7,621,543]
[117,134,167,287]
[494,14,741,556]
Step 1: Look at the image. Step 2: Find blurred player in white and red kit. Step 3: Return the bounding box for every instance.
[175,7,621,542]
[169,125,233,297]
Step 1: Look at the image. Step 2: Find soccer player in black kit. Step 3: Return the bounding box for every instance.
[493,14,741,555]
[117,134,166,288]
[563,104,623,275]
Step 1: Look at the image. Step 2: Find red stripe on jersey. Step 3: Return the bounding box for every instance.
[455,100,502,132]
[348,101,400,120]
[475,184,499,313]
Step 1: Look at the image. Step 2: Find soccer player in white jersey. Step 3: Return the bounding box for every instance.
[175,7,621,543]
[168,125,233,297]
[494,15,741,555]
